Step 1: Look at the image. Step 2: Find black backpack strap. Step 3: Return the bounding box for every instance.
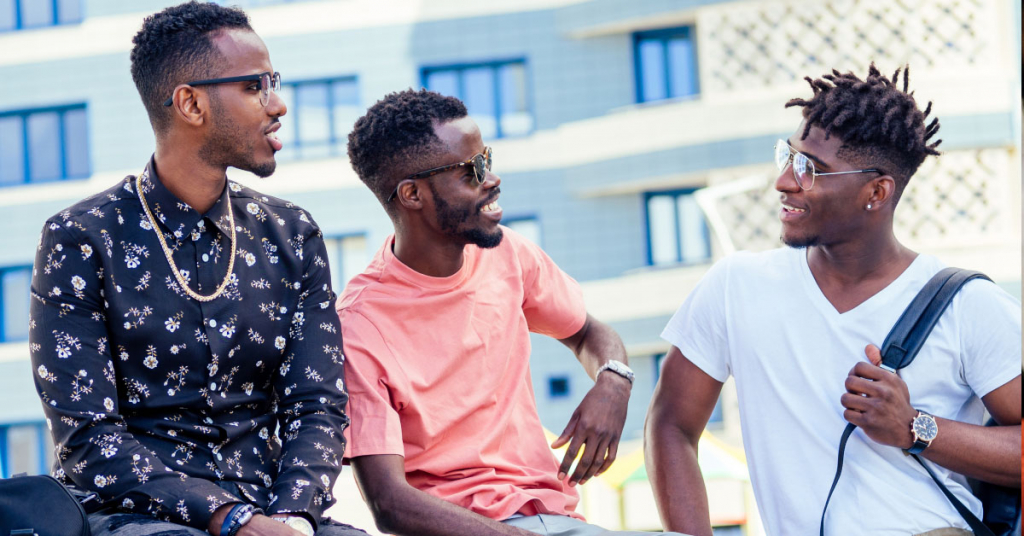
[820,267,993,535]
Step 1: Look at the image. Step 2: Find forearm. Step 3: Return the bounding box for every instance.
[370,484,537,536]
[645,419,713,536]
[918,419,1021,487]
[566,316,628,378]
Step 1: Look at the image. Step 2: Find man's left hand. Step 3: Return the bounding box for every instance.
[840,344,917,449]
[551,372,630,486]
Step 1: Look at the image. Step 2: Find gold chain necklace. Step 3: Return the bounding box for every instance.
[136,169,237,302]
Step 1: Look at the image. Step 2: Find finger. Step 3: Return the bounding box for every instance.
[845,375,883,398]
[840,392,872,413]
[580,436,615,485]
[570,438,601,486]
[558,434,584,481]
[594,435,620,478]
[851,360,887,381]
[865,344,882,367]
[551,412,579,449]
[844,409,866,426]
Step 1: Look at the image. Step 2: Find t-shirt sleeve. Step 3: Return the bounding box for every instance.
[513,231,587,339]
[339,310,406,459]
[956,279,1022,398]
[661,256,733,382]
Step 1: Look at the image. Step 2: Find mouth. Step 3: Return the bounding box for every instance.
[265,122,283,152]
[779,201,807,222]
[479,194,502,222]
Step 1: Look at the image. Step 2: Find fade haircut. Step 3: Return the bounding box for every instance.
[347,89,468,213]
[786,63,941,202]
[130,1,252,133]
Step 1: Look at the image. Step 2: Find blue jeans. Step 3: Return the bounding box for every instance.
[88,511,369,536]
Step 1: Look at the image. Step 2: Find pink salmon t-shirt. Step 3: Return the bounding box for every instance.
[337,227,587,521]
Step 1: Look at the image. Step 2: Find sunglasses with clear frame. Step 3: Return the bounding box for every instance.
[387,146,493,203]
[774,139,881,191]
[163,71,281,108]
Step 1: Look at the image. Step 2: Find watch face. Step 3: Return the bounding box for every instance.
[913,415,938,442]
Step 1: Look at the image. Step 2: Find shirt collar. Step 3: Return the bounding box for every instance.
[138,157,234,238]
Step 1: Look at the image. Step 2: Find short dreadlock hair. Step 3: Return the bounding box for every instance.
[130,1,252,134]
[786,63,941,202]
[347,89,468,214]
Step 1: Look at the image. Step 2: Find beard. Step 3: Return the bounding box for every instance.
[198,92,277,178]
[781,232,818,249]
[431,182,503,249]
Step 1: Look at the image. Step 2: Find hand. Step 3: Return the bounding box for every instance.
[237,515,305,536]
[551,372,630,486]
[840,344,917,449]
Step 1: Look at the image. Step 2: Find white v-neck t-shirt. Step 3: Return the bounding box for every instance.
[661,247,1021,535]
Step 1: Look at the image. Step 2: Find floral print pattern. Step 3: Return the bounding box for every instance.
[29,159,348,530]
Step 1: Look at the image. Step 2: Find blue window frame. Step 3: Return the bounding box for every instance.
[275,76,359,161]
[322,233,369,294]
[0,0,82,32]
[654,353,722,425]
[548,376,570,399]
[0,104,89,186]
[634,27,699,103]
[422,59,532,139]
[504,215,542,247]
[0,265,31,342]
[644,189,711,266]
[0,421,51,478]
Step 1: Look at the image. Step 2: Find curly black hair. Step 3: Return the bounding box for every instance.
[130,1,252,133]
[347,89,468,213]
[786,63,941,200]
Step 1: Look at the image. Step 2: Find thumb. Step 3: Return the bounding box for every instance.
[865,344,882,367]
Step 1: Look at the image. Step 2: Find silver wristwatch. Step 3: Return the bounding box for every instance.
[279,516,315,536]
[597,360,634,385]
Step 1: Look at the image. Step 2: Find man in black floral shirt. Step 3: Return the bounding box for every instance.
[29,3,365,536]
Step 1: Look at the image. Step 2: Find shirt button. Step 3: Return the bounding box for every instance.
[209,382,217,391]
[216,453,223,461]
[202,253,209,262]
[208,319,217,328]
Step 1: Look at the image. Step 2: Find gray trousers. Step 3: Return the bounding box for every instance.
[88,511,369,536]
[502,514,691,535]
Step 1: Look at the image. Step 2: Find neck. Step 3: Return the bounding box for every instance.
[153,141,227,215]
[392,223,466,278]
[806,226,915,286]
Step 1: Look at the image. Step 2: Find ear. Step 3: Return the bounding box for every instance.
[864,173,896,211]
[394,179,425,210]
[168,85,208,128]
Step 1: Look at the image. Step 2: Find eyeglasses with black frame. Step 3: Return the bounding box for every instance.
[774,139,881,191]
[387,146,493,203]
[163,71,281,108]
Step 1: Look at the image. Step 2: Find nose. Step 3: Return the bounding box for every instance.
[484,170,500,189]
[267,89,287,118]
[774,163,800,193]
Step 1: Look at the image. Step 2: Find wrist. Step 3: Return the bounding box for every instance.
[596,359,634,389]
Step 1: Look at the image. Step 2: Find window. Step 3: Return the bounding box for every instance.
[0,0,82,31]
[422,60,532,139]
[0,105,89,186]
[1,266,31,342]
[275,77,359,161]
[654,353,722,425]
[645,190,711,266]
[504,216,541,246]
[548,376,570,399]
[322,234,369,294]
[0,422,51,478]
[634,27,699,103]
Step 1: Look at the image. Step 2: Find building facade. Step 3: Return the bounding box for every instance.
[0,0,1020,531]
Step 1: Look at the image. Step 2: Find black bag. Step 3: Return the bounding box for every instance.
[0,474,92,536]
[819,268,1022,536]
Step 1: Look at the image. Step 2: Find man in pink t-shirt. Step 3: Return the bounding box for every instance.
[339,90,686,536]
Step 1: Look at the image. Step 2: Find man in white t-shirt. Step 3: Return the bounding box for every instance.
[645,64,1022,536]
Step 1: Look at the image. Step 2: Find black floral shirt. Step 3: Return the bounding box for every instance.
[29,159,348,530]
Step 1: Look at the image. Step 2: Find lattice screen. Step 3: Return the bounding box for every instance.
[698,0,997,95]
[696,148,1016,253]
